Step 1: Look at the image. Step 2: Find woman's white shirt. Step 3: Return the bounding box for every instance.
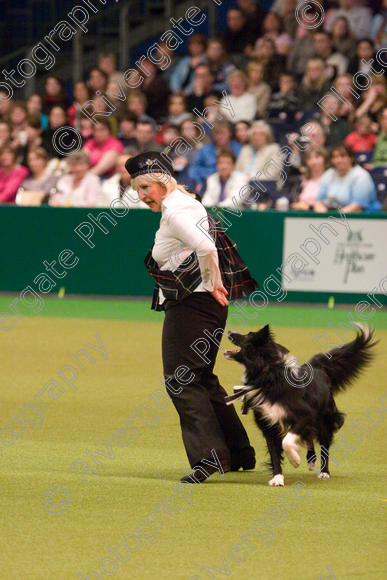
[152,189,222,302]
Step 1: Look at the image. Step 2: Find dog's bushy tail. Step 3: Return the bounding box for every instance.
[309,324,377,394]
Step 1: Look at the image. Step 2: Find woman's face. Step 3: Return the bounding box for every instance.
[257,39,274,58]
[189,40,205,57]
[335,76,352,98]
[332,150,352,174]
[263,12,279,33]
[0,149,16,169]
[49,107,66,128]
[229,76,246,96]
[0,123,11,144]
[70,160,89,180]
[27,95,42,114]
[11,106,27,125]
[129,98,145,116]
[28,153,46,174]
[357,41,373,61]
[134,177,167,211]
[207,42,223,62]
[45,77,62,96]
[169,97,185,116]
[307,62,323,82]
[251,128,267,149]
[306,152,325,175]
[93,124,110,144]
[89,70,107,91]
[181,120,200,141]
[332,18,347,37]
[248,65,263,84]
[235,122,249,143]
[74,82,89,103]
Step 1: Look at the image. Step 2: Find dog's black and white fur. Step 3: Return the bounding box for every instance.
[224,324,376,486]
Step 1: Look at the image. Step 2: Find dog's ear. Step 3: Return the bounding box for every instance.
[249,324,274,347]
[261,324,273,340]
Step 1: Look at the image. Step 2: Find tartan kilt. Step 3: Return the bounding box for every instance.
[144,214,259,311]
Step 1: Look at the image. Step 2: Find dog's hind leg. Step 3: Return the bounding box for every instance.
[317,424,335,480]
[317,402,344,479]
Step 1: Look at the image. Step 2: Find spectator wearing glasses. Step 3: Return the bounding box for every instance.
[314,144,377,213]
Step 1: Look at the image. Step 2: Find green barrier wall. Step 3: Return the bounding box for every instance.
[1,206,386,305]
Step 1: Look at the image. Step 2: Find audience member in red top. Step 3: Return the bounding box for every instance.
[67,81,91,129]
[345,116,378,152]
[42,75,71,115]
[83,118,124,176]
[0,146,29,203]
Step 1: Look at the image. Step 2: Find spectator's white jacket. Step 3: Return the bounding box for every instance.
[201,170,248,207]
[97,173,149,208]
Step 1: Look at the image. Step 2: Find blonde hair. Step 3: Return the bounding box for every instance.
[131,172,193,197]
[303,58,327,89]
[227,70,248,89]
[250,120,274,143]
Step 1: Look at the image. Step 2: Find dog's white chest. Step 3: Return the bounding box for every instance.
[259,402,286,426]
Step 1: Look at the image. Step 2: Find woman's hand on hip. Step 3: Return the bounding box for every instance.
[211,285,229,306]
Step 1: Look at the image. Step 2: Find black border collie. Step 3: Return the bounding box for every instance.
[224,324,376,486]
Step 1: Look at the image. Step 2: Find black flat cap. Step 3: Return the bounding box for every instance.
[125,151,174,179]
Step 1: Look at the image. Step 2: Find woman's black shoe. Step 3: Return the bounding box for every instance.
[230,446,256,471]
[180,462,231,483]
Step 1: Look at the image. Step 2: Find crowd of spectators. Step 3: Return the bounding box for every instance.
[0,0,386,212]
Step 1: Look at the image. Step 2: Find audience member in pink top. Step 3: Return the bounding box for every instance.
[0,146,29,204]
[291,147,329,210]
[83,118,124,177]
[50,150,100,207]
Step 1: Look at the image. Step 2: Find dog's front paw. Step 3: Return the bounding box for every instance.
[282,433,301,468]
[269,474,284,486]
[318,472,330,480]
[307,460,317,471]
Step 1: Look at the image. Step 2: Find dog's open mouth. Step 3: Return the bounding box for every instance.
[224,348,240,359]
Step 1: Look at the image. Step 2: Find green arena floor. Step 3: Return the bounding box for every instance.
[0,296,386,579]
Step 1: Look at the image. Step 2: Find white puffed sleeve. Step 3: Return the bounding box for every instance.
[165,206,223,292]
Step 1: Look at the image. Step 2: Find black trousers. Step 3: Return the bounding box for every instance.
[162,291,252,469]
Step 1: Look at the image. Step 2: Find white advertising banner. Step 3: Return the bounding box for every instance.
[282,218,387,293]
